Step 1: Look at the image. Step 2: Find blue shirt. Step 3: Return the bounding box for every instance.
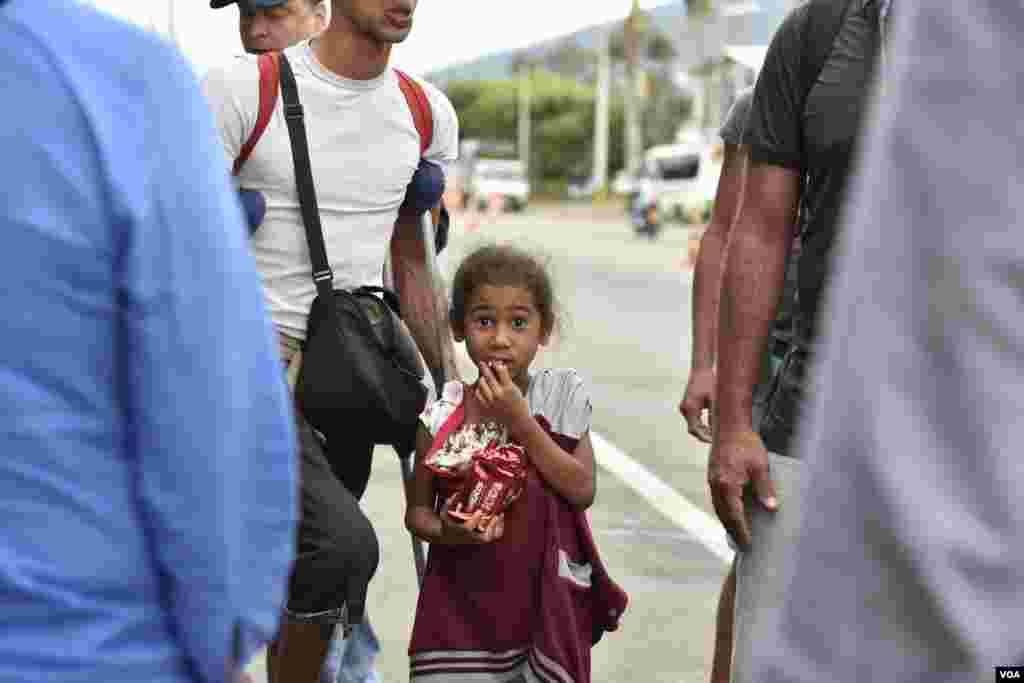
[0,2,298,682]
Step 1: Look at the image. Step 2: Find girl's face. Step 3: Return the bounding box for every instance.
[455,284,549,390]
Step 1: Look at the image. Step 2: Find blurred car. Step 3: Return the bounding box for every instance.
[466,158,530,211]
[637,141,722,225]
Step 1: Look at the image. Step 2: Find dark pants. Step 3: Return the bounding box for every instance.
[285,407,379,626]
[322,434,376,503]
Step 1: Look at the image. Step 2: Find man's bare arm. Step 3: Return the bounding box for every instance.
[390,209,456,383]
[708,161,800,547]
[680,143,749,442]
[715,162,801,432]
[691,143,750,370]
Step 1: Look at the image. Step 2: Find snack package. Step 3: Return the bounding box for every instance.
[447,441,528,524]
[425,420,507,478]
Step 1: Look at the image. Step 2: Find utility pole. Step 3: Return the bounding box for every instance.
[623,0,645,174]
[685,0,713,130]
[517,65,531,180]
[592,29,612,198]
[167,0,179,48]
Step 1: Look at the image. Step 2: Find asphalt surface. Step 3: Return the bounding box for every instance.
[247,204,728,683]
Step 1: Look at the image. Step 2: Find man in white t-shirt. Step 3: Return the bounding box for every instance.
[204,1,459,681]
[214,2,384,681]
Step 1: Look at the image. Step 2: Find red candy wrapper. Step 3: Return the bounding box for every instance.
[446,442,528,525]
[425,421,507,478]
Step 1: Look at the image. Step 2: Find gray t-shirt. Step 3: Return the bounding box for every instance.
[751,2,1024,681]
[719,87,754,146]
[744,0,881,341]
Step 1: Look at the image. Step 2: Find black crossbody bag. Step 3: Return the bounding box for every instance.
[277,54,428,455]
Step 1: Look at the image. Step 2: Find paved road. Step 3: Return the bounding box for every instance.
[247,205,729,682]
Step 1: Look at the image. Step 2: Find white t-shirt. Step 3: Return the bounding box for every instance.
[203,42,459,339]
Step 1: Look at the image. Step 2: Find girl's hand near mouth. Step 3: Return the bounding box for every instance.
[475,361,531,429]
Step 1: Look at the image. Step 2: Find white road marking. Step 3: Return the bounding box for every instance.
[590,431,734,565]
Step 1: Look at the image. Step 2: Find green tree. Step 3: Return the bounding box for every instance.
[608,6,687,170]
[685,0,713,16]
[647,31,677,62]
[610,21,676,63]
[641,70,693,147]
[538,39,597,83]
[441,71,627,187]
[446,80,518,142]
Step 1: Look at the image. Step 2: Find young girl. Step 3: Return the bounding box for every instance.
[406,244,627,683]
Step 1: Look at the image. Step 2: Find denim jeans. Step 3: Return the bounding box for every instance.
[321,617,381,683]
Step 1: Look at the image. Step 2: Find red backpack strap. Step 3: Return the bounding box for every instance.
[233,52,281,176]
[394,68,433,155]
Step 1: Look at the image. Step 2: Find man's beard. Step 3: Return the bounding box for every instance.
[338,3,411,44]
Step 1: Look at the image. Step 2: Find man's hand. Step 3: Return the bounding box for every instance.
[707,428,777,549]
[680,367,716,443]
[475,362,531,429]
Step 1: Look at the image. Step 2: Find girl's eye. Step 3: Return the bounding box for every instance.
[474,317,495,328]
[512,318,529,329]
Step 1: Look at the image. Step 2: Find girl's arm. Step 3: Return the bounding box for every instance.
[405,424,505,545]
[405,425,445,543]
[514,420,597,511]
[477,364,597,510]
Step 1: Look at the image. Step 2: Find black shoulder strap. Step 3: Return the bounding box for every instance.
[278,54,334,303]
[794,0,857,208]
[799,0,857,114]
[790,0,856,350]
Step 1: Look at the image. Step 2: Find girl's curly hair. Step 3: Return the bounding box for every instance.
[450,244,557,337]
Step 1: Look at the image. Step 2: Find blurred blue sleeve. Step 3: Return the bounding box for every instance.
[121,43,297,681]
